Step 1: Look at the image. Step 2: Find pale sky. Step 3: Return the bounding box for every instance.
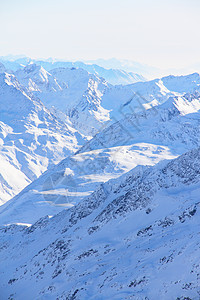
[0,0,200,68]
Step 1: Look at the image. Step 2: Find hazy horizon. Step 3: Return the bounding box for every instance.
[0,0,200,70]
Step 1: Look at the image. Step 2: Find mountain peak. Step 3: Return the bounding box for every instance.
[23,63,50,78]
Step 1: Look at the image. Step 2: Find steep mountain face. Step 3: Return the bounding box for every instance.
[1,148,200,299]
[0,72,86,204]
[14,65,110,136]
[14,64,64,93]
[49,67,111,136]
[1,93,200,225]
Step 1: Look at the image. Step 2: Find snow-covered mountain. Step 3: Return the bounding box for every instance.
[1,64,200,209]
[1,93,200,225]
[1,147,200,299]
[14,63,200,136]
[1,56,200,299]
[0,72,86,204]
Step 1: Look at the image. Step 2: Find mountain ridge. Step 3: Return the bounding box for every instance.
[1,147,200,299]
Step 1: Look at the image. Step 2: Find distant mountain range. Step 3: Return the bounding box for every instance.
[0,56,146,85]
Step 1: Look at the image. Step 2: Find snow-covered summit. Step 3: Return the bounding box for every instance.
[15,63,63,93]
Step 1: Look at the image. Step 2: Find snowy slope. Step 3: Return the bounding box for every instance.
[1,93,200,225]
[0,143,176,226]
[0,72,86,204]
[1,147,200,299]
